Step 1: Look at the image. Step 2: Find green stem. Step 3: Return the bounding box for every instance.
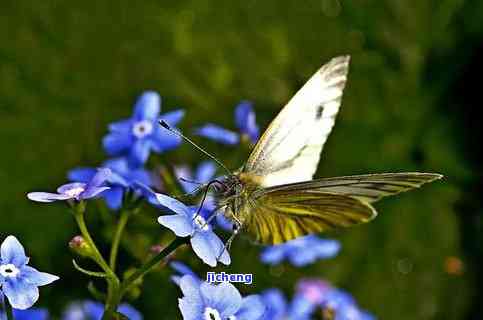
[120,237,188,294]
[109,209,131,272]
[5,298,14,320]
[72,203,121,320]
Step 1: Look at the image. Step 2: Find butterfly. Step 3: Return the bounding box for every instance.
[163,55,442,246]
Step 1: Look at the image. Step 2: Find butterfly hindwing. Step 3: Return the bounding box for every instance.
[243,56,350,187]
[244,191,375,244]
[244,173,442,244]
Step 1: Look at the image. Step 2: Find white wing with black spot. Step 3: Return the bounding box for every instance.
[243,56,350,187]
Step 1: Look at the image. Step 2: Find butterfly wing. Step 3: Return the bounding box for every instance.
[242,56,350,187]
[244,173,442,244]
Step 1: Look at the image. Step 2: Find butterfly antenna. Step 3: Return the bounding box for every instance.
[159,120,232,176]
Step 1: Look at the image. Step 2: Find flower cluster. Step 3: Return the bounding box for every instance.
[21,91,376,320]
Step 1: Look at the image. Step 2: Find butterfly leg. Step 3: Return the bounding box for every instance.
[217,221,242,261]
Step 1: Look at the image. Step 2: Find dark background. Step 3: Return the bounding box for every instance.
[1,1,482,319]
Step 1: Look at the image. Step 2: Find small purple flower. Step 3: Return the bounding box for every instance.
[195,101,259,145]
[0,236,59,310]
[68,158,152,209]
[260,235,340,267]
[103,91,184,167]
[296,279,375,320]
[27,169,111,203]
[154,193,230,267]
[62,300,142,320]
[178,275,265,320]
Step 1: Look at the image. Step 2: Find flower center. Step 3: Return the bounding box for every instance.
[132,120,154,138]
[203,307,221,320]
[194,215,209,231]
[64,187,85,198]
[0,264,20,278]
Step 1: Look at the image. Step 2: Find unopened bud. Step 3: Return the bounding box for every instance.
[69,235,94,258]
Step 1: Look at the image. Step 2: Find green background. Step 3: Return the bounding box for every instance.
[1,1,482,319]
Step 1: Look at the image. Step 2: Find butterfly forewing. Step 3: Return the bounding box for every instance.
[243,56,350,187]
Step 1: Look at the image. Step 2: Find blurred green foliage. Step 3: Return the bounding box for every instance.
[0,0,482,319]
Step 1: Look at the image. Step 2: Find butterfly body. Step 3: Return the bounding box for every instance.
[212,56,442,245]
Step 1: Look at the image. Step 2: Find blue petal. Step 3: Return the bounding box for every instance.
[80,187,110,200]
[67,168,97,183]
[86,168,112,189]
[179,297,202,320]
[157,214,193,237]
[20,266,59,286]
[103,187,124,210]
[150,126,182,153]
[234,101,259,143]
[216,214,234,231]
[129,139,151,167]
[13,308,49,320]
[27,192,72,203]
[260,246,286,265]
[129,168,152,186]
[154,193,192,216]
[1,236,28,267]
[195,161,217,183]
[190,232,218,267]
[103,158,129,175]
[103,132,134,156]
[200,281,242,317]
[57,182,86,194]
[118,304,142,320]
[160,109,185,126]
[83,301,104,318]
[194,124,239,145]
[175,166,195,193]
[288,294,316,319]
[235,295,266,320]
[171,261,197,279]
[204,231,231,266]
[178,275,203,317]
[108,119,133,133]
[2,277,39,310]
[133,91,160,121]
[261,289,287,320]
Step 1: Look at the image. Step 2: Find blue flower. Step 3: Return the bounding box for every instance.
[174,162,233,231]
[195,101,259,145]
[0,236,59,310]
[175,161,218,194]
[0,307,49,320]
[260,235,340,267]
[260,289,313,320]
[170,261,200,286]
[178,275,265,320]
[103,91,184,167]
[62,300,142,320]
[154,192,230,267]
[68,158,152,210]
[27,169,111,203]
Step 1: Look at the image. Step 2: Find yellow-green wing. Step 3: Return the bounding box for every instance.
[245,191,375,244]
[245,172,442,244]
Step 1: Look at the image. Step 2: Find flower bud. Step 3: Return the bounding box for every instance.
[69,235,94,258]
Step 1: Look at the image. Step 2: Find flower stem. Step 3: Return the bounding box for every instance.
[109,209,131,272]
[4,299,14,320]
[72,203,121,320]
[120,237,188,294]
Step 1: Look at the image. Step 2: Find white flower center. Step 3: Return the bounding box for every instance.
[204,307,221,320]
[0,264,20,278]
[194,215,209,231]
[227,316,237,320]
[132,120,154,138]
[64,187,85,198]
